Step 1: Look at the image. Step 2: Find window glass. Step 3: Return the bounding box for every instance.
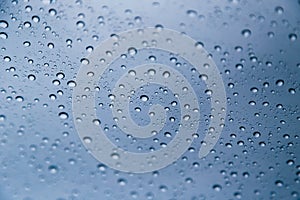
[0,0,299,199]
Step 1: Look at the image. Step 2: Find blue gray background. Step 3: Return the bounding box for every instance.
[0,0,299,199]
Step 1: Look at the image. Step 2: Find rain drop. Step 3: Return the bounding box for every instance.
[241,29,251,38]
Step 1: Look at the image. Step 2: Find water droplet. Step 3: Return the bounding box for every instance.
[275,180,283,187]
[148,55,156,61]
[128,70,136,76]
[236,63,243,70]
[25,5,32,12]
[253,131,261,138]
[234,192,242,199]
[162,71,170,78]
[83,137,92,144]
[0,32,8,39]
[159,185,168,192]
[47,43,54,49]
[118,178,127,186]
[187,10,197,17]
[195,41,204,49]
[288,88,296,94]
[241,29,251,38]
[23,41,31,47]
[140,95,149,102]
[0,20,8,28]
[0,115,6,121]
[28,74,36,81]
[235,46,243,52]
[16,96,24,102]
[183,115,190,121]
[213,184,222,192]
[128,47,137,56]
[76,21,85,28]
[97,164,107,171]
[56,72,65,79]
[67,80,77,87]
[49,8,57,16]
[59,112,68,119]
[4,56,11,62]
[286,159,294,166]
[289,33,297,41]
[111,153,120,160]
[275,6,284,14]
[32,16,40,23]
[250,87,258,93]
[86,46,93,52]
[148,69,156,76]
[80,58,89,65]
[48,165,58,174]
[24,21,31,28]
[276,79,284,86]
[199,74,208,81]
[164,132,172,137]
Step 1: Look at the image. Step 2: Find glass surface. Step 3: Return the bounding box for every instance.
[0,0,299,199]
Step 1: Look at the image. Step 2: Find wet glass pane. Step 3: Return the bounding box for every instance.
[0,0,299,199]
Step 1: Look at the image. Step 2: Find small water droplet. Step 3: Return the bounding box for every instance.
[275,6,284,14]
[49,8,57,16]
[0,32,8,39]
[195,41,204,49]
[118,178,127,186]
[16,96,24,102]
[28,74,36,81]
[0,20,8,28]
[275,180,283,187]
[83,137,92,144]
[128,70,136,76]
[241,29,251,38]
[47,43,54,49]
[111,153,120,160]
[276,79,284,86]
[80,58,89,65]
[59,112,68,120]
[162,71,170,78]
[67,80,77,87]
[250,87,258,93]
[76,21,85,28]
[97,164,107,171]
[289,33,297,41]
[56,72,65,79]
[48,165,58,174]
[128,47,137,56]
[288,88,296,94]
[32,16,40,23]
[23,41,31,47]
[213,184,222,192]
[140,95,149,102]
[187,10,197,17]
